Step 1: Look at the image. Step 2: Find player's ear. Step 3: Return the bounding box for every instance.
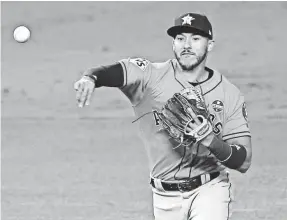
[207,39,215,52]
[172,39,175,50]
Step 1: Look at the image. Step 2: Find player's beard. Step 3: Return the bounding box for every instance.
[174,48,208,71]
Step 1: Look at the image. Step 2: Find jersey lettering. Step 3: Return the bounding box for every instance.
[209,113,222,135]
[213,122,223,135]
[209,114,215,122]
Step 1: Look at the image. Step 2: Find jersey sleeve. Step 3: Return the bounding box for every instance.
[118,57,151,106]
[222,90,251,141]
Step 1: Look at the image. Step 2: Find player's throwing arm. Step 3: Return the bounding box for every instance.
[74,63,125,107]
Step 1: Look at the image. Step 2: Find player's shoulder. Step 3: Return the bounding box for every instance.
[150,59,173,69]
[215,69,242,96]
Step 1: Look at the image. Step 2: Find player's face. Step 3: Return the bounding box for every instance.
[173,33,210,71]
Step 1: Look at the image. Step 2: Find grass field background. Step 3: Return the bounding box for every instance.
[1,2,287,220]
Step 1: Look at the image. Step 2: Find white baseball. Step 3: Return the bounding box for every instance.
[13,26,31,43]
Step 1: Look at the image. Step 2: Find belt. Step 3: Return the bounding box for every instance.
[150,172,220,192]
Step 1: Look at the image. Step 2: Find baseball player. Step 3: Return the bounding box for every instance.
[74,13,252,220]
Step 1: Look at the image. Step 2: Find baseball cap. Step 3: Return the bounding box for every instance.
[167,13,213,39]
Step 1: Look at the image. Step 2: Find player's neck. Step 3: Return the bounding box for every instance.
[176,62,209,84]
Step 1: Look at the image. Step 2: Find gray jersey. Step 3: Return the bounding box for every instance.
[119,57,250,181]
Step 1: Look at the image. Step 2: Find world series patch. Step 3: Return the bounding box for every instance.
[129,58,149,71]
[212,100,224,112]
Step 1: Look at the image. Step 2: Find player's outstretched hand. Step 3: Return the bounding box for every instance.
[74,76,96,108]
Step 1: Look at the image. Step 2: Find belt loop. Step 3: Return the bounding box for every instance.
[206,173,211,182]
[200,174,206,184]
[200,173,211,184]
[154,178,165,191]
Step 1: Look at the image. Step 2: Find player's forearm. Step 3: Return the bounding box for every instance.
[207,136,249,172]
[84,62,124,88]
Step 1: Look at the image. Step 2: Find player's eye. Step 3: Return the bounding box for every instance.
[176,36,184,41]
[192,35,203,41]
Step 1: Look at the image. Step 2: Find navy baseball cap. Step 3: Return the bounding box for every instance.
[167,13,213,39]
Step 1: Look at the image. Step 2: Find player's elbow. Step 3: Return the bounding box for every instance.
[236,156,252,173]
[237,162,251,173]
[238,144,252,173]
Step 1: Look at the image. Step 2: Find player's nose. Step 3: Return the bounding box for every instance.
[183,40,192,49]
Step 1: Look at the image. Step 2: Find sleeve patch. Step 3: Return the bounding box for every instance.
[242,102,248,122]
[129,58,149,71]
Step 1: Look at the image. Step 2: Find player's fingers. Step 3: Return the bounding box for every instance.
[186,120,197,130]
[74,81,81,91]
[76,83,84,102]
[79,84,89,107]
[187,108,201,125]
[185,126,193,133]
[85,86,94,106]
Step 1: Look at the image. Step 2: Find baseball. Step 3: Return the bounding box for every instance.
[13,26,31,43]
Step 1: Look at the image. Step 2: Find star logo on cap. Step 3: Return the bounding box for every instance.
[181,14,195,25]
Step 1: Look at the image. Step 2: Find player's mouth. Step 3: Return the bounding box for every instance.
[181,51,195,56]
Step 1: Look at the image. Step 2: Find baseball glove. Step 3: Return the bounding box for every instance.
[157,87,213,148]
